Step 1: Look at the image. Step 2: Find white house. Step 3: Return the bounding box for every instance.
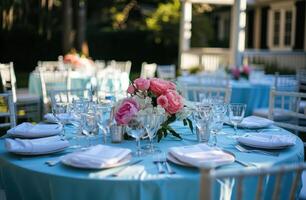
[179,0,306,71]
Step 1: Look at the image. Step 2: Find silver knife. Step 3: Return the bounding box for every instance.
[111,159,143,177]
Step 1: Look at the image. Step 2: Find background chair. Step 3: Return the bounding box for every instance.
[253,72,299,119]
[200,162,306,200]
[268,88,306,133]
[0,92,16,129]
[140,62,157,79]
[39,67,69,113]
[181,84,232,103]
[108,60,132,76]
[49,89,91,106]
[0,62,41,122]
[157,64,176,80]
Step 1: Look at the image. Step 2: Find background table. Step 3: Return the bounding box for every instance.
[177,76,274,116]
[0,123,303,200]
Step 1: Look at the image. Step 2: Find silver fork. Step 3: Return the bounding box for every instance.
[159,152,176,174]
[235,144,279,157]
[153,154,165,174]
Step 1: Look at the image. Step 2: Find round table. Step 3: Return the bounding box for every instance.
[0,122,303,200]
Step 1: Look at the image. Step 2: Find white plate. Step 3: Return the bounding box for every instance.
[11,146,68,156]
[225,116,273,129]
[61,154,132,169]
[167,150,236,168]
[237,133,295,150]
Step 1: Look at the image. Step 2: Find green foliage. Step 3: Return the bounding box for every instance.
[145,0,180,45]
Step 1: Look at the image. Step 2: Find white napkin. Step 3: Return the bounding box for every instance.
[5,136,69,155]
[237,132,296,149]
[62,145,132,169]
[168,144,235,168]
[238,116,273,129]
[44,113,71,123]
[7,122,63,138]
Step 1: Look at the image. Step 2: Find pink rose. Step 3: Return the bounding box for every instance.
[115,98,140,125]
[149,78,176,96]
[163,90,184,114]
[134,78,150,91]
[157,95,169,108]
[127,85,135,94]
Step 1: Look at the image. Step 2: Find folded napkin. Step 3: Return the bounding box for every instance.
[237,132,296,149]
[168,144,235,168]
[62,144,132,169]
[5,135,69,155]
[44,113,72,123]
[7,122,63,138]
[238,116,273,129]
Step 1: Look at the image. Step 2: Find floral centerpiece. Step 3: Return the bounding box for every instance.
[230,65,251,80]
[63,52,94,70]
[114,78,193,142]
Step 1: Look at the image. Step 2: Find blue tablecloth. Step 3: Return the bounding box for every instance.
[0,122,303,200]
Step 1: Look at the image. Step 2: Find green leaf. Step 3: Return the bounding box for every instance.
[168,129,182,140]
[183,119,187,126]
[186,118,194,134]
[157,128,164,142]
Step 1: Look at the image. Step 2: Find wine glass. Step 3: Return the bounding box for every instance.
[52,102,69,137]
[210,103,227,146]
[95,104,113,144]
[141,113,165,154]
[228,103,246,137]
[126,114,147,156]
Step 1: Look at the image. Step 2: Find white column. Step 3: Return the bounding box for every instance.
[178,1,192,68]
[304,3,306,51]
[230,0,246,66]
[254,6,261,49]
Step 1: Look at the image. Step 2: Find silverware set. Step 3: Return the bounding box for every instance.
[235,144,279,157]
[153,153,176,174]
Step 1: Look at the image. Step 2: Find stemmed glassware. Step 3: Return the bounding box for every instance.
[210,103,227,146]
[142,113,165,154]
[52,102,69,138]
[95,104,113,144]
[193,104,212,143]
[126,113,147,156]
[228,103,246,137]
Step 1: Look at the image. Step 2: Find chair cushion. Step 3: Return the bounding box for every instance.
[16,92,40,103]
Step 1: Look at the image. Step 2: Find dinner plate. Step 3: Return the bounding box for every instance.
[167,149,236,168]
[225,116,273,129]
[10,146,68,156]
[61,153,132,169]
[237,133,296,150]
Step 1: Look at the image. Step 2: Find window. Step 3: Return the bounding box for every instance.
[268,2,296,50]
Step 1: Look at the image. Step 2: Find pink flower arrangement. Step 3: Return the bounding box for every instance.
[63,53,94,69]
[230,65,251,80]
[114,77,192,141]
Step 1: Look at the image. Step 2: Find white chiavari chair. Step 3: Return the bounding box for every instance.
[200,163,306,200]
[157,64,176,80]
[268,88,306,133]
[140,62,157,79]
[39,67,69,112]
[181,84,232,103]
[253,72,299,119]
[49,89,91,106]
[0,62,41,122]
[108,60,132,76]
[0,92,16,129]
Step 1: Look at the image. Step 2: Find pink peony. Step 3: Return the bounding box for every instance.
[242,65,251,75]
[163,90,184,114]
[115,98,140,125]
[149,78,176,96]
[127,85,135,94]
[231,68,240,79]
[134,78,150,91]
[157,95,169,108]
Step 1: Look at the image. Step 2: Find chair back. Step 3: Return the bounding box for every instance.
[296,69,306,92]
[108,60,132,75]
[0,92,16,128]
[268,88,306,133]
[201,163,306,200]
[38,68,69,106]
[157,65,176,80]
[49,89,91,107]
[140,62,157,79]
[274,73,299,92]
[181,84,232,103]
[0,62,17,102]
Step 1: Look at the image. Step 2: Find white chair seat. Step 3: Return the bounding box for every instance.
[253,108,292,121]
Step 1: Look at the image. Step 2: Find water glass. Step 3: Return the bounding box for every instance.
[52,102,69,137]
[193,105,212,143]
[126,115,146,156]
[210,103,227,146]
[95,104,113,144]
[81,112,98,146]
[228,103,246,137]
